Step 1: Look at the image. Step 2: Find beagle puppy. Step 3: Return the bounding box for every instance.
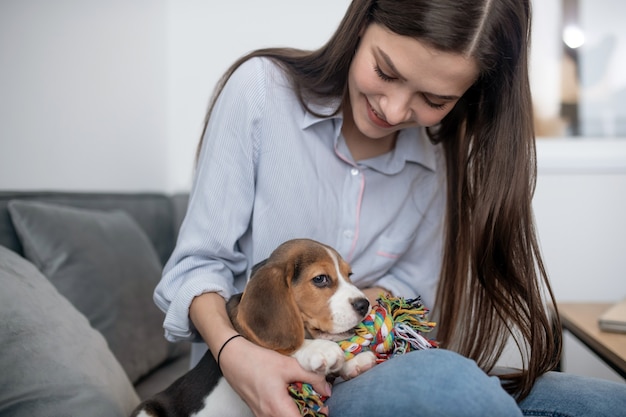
[132,238,376,417]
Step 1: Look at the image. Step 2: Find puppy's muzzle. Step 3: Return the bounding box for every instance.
[352,297,370,318]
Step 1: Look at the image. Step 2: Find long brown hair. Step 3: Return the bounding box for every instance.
[200,0,561,400]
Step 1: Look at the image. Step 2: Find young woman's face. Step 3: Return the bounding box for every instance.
[346,23,479,141]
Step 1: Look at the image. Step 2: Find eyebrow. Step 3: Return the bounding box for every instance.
[376,47,461,101]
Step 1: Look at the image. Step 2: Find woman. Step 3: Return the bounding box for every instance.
[155,0,626,416]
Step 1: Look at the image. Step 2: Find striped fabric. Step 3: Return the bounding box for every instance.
[154,57,447,344]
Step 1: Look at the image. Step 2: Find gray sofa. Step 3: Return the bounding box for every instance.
[0,191,192,416]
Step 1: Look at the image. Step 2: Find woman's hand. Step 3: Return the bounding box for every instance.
[219,335,332,417]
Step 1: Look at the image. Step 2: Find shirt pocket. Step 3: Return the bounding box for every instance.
[365,234,415,279]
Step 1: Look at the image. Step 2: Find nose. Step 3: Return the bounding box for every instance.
[381,91,414,125]
[352,297,370,318]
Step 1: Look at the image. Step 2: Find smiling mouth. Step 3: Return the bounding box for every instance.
[366,98,394,129]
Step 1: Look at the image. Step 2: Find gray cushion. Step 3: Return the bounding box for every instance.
[8,200,171,383]
[0,245,139,416]
[0,192,180,265]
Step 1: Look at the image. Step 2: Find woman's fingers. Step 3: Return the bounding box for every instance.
[221,339,333,417]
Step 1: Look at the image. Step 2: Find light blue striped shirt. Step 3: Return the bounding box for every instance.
[155,57,446,343]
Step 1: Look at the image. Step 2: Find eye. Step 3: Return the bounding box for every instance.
[312,274,331,288]
[374,65,395,82]
[422,94,448,110]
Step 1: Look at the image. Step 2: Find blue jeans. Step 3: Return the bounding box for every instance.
[326,349,626,416]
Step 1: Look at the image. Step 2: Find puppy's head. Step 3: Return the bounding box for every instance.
[227,239,370,354]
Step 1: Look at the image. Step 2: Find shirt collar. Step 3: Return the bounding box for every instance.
[301,98,343,129]
[302,98,438,174]
[355,127,438,174]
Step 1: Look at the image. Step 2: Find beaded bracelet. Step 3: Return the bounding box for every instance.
[217,334,244,371]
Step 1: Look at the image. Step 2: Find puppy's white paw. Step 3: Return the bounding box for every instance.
[340,351,377,380]
[292,339,346,375]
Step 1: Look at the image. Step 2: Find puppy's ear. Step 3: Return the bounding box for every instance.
[233,263,304,355]
[250,258,268,276]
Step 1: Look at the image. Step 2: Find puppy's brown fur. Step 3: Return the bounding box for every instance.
[227,238,360,353]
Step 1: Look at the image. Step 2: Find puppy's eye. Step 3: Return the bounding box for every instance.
[312,274,330,288]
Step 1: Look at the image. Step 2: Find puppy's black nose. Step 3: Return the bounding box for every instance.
[352,298,370,317]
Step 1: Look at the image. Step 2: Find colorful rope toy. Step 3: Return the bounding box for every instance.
[288,295,438,417]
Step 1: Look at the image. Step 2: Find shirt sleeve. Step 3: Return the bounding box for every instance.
[154,58,267,342]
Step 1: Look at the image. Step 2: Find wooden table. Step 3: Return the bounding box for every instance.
[557,302,626,379]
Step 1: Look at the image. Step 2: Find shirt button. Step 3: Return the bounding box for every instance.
[350,168,359,176]
[343,230,354,239]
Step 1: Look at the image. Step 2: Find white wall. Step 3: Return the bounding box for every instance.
[0,0,169,192]
[535,140,626,302]
[1,0,624,383]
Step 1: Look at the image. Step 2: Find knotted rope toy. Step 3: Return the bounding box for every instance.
[288,295,438,416]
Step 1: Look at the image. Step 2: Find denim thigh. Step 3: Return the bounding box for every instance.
[326,349,523,417]
[518,371,626,417]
